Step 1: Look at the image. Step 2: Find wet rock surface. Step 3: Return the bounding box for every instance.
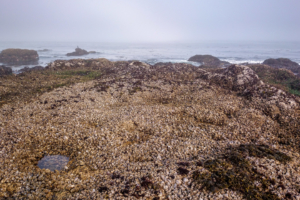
[0,59,300,199]
[0,48,39,65]
[188,54,230,68]
[0,65,12,76]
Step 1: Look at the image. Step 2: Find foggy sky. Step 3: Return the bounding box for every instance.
[0,0,299,42]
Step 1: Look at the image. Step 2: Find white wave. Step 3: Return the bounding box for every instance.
[149,59,199,66]
[221,59,263,64]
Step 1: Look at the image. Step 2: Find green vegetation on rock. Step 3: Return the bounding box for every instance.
[0,69,101,108]
[249,64,300,96]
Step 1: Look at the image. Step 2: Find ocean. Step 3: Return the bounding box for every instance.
[0,41,299,72]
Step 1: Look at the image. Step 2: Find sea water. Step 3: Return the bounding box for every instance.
[37,155,69,171]
[0,41,299,72]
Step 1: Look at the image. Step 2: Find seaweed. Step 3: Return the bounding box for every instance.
[177,167,189,175]
[236,144,292,164]
[128,87,142,95]
[0,68,101,108]
[192,144,292,200]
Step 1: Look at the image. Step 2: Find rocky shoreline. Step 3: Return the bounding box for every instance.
[1,59,300,199]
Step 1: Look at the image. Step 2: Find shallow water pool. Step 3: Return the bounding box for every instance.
[37,155,69,171]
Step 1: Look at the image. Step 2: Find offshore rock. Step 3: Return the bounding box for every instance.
[188,54,230,68]
[37,49,51,52]
[263,58,300,74]
[0,65,12,76]
[66,47,89,56]
[0,48,39,65]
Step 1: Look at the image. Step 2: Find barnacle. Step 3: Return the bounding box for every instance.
[0,60,299,199]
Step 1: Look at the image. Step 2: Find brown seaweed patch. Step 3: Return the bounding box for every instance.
[192,144,292,200]
[235,144,292,164]
[177,167,189,175]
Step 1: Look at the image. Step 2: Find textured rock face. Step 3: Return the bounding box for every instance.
[66,47,89,56]
[1,60,300,199]
[198,64,263,92]
[0,65,12,76]
[188,54,230,68]
[0,49,39,65]
[46,58,114,70]
[263,58,300,74]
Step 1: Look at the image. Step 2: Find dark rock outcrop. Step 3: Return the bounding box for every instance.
[18,66,44,73]
[66,47,89,56]
[0,65,12,76]
[263,58,300,74]
[37,49,51,52]
[188,54,230,68]
[0,49,39,65]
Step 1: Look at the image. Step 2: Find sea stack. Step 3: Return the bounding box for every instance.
[263,58,300,74]
[188,54,230,68]
[0,48,39,65]
[66,47,89,56]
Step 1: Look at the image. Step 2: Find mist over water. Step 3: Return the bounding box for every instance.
[0,41,299,72]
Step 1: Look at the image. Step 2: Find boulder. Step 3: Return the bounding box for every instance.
[66,47,89,56]
[263,58,300,74]
[188,54,230,68]
[0,65,12,76]
[0,49,39,65]
[18,66,44,73]
[208,64,263,92]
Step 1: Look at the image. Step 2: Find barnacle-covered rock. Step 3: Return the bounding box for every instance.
[0,59,299,199]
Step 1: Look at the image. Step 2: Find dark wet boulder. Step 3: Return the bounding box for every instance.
[188,54,230,68]
[0,65,12,76]
[263,58,300,74]
[18,66,44,73]
[0,49,39,65]
[66,47,89,56]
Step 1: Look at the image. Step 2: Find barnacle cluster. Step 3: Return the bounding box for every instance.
[0,59,300,199]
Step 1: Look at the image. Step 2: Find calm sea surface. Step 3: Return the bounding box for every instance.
[0,41,299,72]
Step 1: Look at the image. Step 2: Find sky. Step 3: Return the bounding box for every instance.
[0,0,299,42]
